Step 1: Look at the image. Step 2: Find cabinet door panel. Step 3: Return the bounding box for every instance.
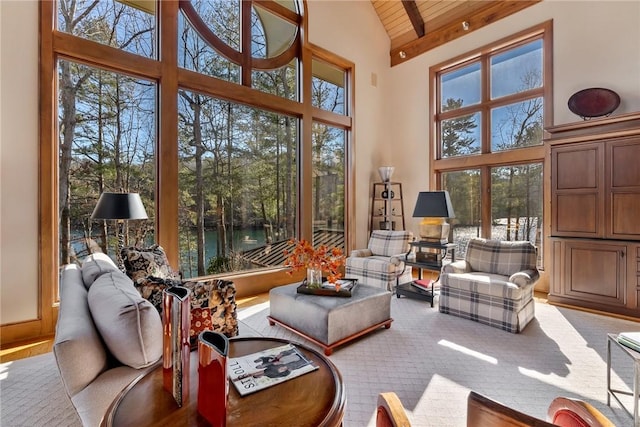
[610,140,640,187]
[551,142,604,236]
[607,139,640,239]
[612,193,640,236]
[555,194,599,235]
[554,147,598,189]
[564,242,625,306]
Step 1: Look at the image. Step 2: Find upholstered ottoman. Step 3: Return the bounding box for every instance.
[268,283,392,355]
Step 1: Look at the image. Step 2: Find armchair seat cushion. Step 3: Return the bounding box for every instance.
[441,272,532,302]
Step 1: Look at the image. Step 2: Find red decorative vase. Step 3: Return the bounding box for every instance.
[198,331,229,426]
[162,286,192,407]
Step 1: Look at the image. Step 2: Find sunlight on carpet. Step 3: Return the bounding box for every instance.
[1,297,638,427]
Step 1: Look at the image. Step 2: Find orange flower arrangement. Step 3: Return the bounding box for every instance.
[283,239,345,288]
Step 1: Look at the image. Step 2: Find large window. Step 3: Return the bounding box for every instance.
[57,60,157,266]
[431,23,551,264]
[177,93,298,277]
[43,0,354,294]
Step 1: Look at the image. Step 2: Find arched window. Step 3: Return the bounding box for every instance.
[38,0,354,327]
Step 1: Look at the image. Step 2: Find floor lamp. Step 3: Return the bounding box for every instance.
[91,192,148,270]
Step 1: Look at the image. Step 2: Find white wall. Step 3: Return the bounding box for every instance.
[388,0,640,233]
[0,0,40,324]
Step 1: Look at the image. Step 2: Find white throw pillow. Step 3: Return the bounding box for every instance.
[88,271,162,369]
[81,252,120,289]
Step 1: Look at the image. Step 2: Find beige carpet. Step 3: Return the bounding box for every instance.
[2,296,638,426]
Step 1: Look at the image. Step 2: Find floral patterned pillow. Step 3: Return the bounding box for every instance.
[208,279,238,338]
[133,276,210,312]
[121,245,179,283]
[134,276,238,339]
[190,308,213,338]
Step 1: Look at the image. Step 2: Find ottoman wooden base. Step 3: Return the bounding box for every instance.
[267,315,392,355]
[268,283,393,355]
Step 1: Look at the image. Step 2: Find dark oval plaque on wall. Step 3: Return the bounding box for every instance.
[568,87,620,120]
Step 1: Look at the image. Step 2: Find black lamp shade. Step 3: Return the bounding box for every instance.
[91,192,148,220]
[412,191,455,218]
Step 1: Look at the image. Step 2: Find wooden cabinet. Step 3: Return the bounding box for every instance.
[551,142,604,238]
[607,139,640,240]
[370,182,405,232]
[547,112,640,317]
[552,138,640,239]
[550,238,639,316]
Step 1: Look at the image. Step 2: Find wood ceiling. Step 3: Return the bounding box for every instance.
[371,0,542,66]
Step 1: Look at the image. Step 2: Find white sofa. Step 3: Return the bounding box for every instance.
[54,251,240,426]
[54,253,162,426]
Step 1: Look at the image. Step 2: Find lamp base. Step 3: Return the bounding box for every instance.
[419,219,450,244]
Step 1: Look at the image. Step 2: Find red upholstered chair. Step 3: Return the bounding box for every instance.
[547,397,616,427]
[467,391,555,426]
[376,392,411,427]
[466,392,616,427]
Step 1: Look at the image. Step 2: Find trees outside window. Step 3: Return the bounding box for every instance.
[45,0,354,292]
[431,23,551,265]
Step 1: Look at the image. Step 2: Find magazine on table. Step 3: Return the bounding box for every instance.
[227,344,318,396]
[321,278,357,291]
[618,332,640,353]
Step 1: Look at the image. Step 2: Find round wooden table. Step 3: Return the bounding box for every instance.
[101,337,345,427]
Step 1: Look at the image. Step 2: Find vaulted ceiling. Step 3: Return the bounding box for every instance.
[370,0,541,66]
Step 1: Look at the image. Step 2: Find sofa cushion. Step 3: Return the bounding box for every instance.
[465,238,537,277]
[88,271,162,369]
[121,244,178,283]
[367,230,411,257]
[81,252,120,289]
[54,264,109,397]
[71,365,154,427]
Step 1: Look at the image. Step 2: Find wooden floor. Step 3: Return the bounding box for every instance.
[0,293,271,363]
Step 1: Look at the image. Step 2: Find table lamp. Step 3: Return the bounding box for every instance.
[412,191,455,244]
[91,192,148,269]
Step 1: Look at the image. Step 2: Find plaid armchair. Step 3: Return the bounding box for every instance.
[439,238,539,333]
[345,230,413,291]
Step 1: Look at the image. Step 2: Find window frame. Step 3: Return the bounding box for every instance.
[37,0,355,331]
[429,21,552,255]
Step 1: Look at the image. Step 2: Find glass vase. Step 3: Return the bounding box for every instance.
[306,267,323,289]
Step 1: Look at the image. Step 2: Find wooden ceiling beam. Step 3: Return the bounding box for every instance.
[401,0,425,38]
[390,0,541,66]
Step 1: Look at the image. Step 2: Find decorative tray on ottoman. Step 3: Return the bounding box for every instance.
[297,278,358,297]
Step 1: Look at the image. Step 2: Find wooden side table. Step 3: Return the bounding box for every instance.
[607,333,640,426]
[101,337,345,427]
